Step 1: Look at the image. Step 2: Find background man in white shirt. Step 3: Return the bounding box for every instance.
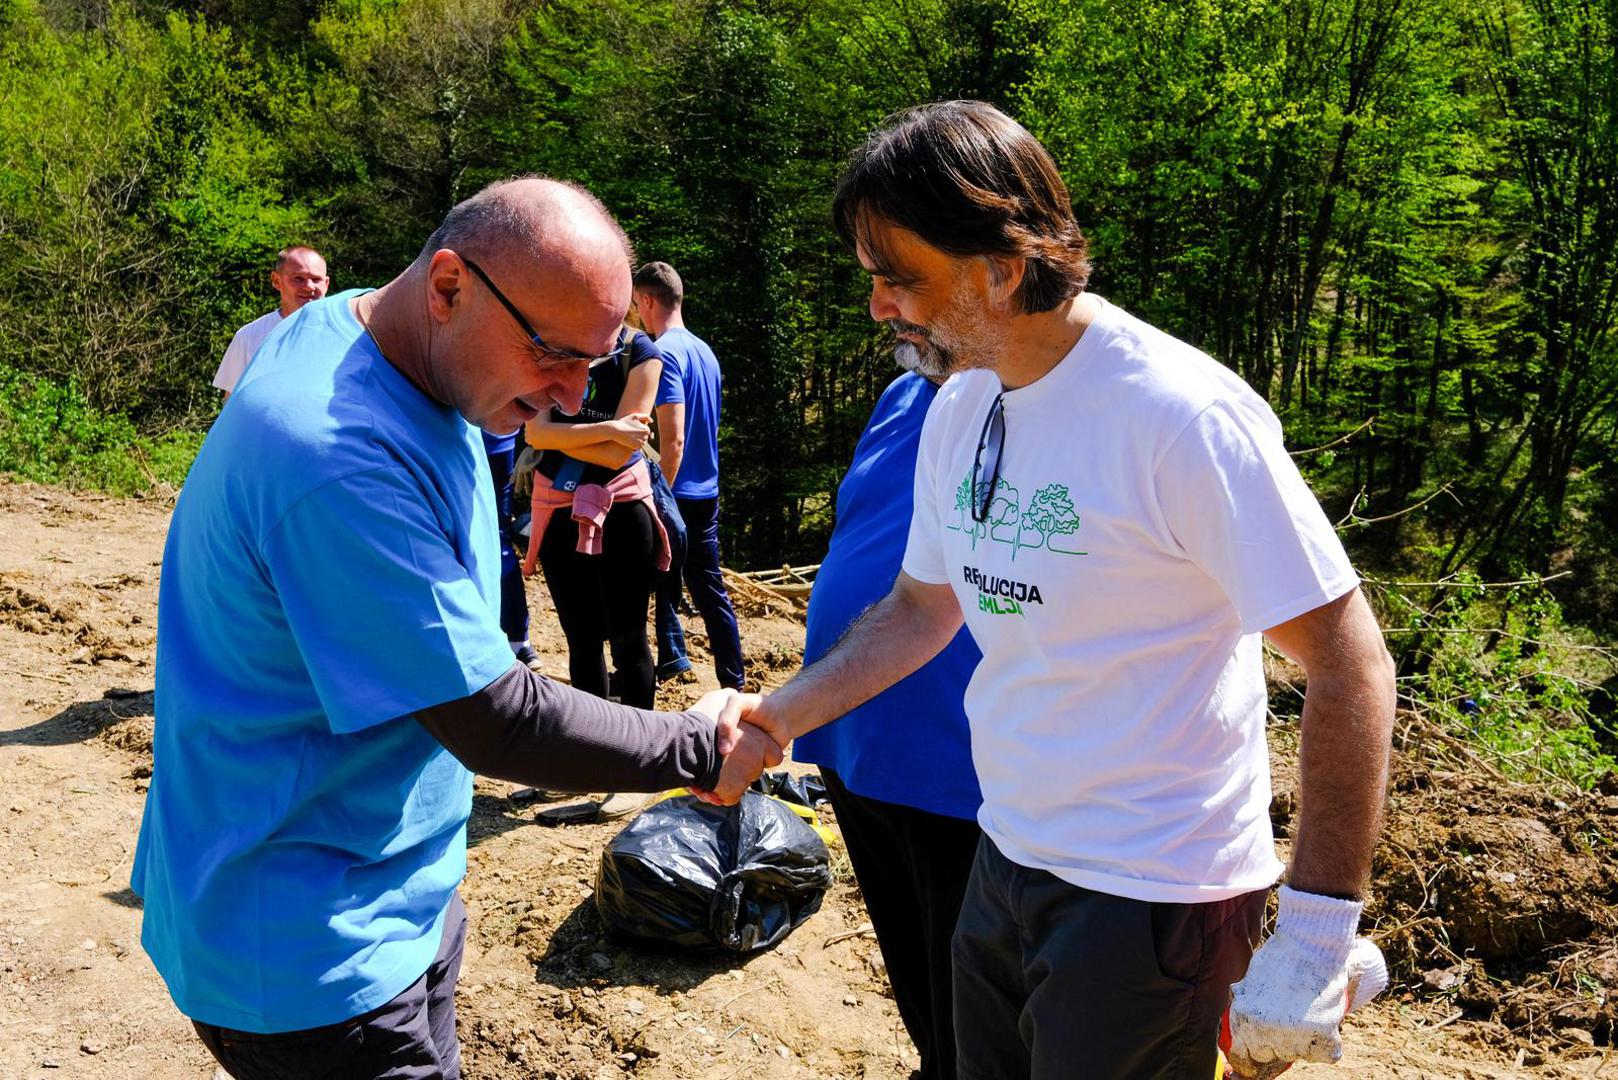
[213,245,331,401]
[717,101,1397,1079]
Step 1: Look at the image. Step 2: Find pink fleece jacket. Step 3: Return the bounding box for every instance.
[521,457,671,577]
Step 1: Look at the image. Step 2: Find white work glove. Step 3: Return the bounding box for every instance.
[1227,886,1389,1077]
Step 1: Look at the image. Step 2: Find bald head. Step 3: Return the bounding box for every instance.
[420,177,631,282]
[369,176,636,432]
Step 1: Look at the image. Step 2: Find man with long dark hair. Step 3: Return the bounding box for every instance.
[730,102,1396,1079]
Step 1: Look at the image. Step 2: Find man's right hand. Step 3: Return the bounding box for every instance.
[687,691,785,805]
[723,692,793,756]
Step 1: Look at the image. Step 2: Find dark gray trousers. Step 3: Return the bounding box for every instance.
[193,893,468,1080]
[952,838,1265,1080]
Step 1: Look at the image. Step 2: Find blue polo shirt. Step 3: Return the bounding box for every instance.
[131,291,514,1033]
[653,327,723,499]
[793,373,983,820]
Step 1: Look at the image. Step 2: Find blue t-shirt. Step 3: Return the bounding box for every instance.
[793,373,983,820]
[131,291,515,1033]
[653,327,722,499]
[481,428,519,455]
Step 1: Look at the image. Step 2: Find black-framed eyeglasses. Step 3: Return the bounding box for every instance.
[971,393,1006,523]
[461,257,625,367]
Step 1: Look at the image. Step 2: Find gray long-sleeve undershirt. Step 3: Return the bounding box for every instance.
[414,662,722,792]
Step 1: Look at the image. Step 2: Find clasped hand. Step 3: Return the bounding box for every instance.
[607,413,652,450]
[686,689,787,805]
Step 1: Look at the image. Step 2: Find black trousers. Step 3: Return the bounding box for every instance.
[193,894,468,1080]
[538,499,658,708]
[952,837,1266,1080]
[822,768,982,1080]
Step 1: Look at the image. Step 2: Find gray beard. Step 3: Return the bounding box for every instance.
[893,339,927,374]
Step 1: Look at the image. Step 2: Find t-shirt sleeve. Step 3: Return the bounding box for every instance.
[1155,399,1359,634]
[260,467,516,734]
[625,330,661,373]
[212,330,251,392]
[655,345,685,407]
[900,393,951,586]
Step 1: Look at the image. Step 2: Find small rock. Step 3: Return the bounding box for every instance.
[777,1045,791,1059]
[41,1060,60,1069]
[509,787,541,802]
[581,986,598,998]
[624,999,645,1015]
[78,939,96,951]
[80,1041,104,1055]
[618,1052,638,1064]
[1522,1050,1545,1066]
[1562,1028,1595,1047]
[842,994,859,1006]
[587,951,613,973]
[555,992,574,1015]
[1422,964,1467,992]
[868,951,886,977]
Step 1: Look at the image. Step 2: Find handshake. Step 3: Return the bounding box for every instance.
[685,688,785,805]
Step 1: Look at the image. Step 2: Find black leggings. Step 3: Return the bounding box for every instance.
[538,499,658,709]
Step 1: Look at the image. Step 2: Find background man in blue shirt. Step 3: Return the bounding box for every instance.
[636,261,748,691]
[794,366,984,1080]
[133,178,776,1080]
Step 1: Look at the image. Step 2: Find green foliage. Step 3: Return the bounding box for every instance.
[0,365,201,495]
[1373,576,1616,789]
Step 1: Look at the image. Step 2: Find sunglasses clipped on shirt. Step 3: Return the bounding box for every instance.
[971,392,1006,524]
[461,257,625,368]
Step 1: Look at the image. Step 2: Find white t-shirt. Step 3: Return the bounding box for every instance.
[212,310,283,393]
[902,298,1358,904]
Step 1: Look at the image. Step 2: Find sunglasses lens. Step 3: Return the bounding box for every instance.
[971,396,1005,523]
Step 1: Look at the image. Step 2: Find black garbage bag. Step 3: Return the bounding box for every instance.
[595,792,832,953]
[750,769,829,808]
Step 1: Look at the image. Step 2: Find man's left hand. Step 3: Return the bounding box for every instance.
[1227,887,1388,1076]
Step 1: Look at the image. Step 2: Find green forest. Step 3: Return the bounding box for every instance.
[2,0,1615,779]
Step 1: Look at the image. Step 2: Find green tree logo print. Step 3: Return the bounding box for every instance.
[987,481,1020,548]
[1019,484,1086,555]
[948,468,1085,558]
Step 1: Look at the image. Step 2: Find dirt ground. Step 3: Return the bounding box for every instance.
[2,477,1616,1079]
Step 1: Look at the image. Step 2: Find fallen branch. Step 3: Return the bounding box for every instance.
[822,922,875,948]
[5,668,73,685]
